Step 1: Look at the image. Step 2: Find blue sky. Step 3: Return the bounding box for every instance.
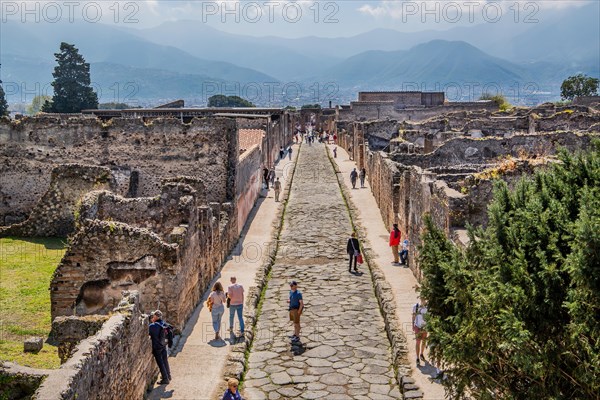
[138,0,593,36]
[1,0,593,37]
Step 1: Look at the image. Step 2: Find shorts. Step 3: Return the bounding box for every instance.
[414,326,427,340]
[289,309,300,324]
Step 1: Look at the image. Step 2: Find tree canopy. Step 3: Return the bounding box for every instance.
[42,42,98,113]
[0,81,8,117]
[27,95,52,115]
[480,92,512,111]
[301,104,321,109]
[207,95,255,107]
[561,74,599,101]
[419,142,600,399]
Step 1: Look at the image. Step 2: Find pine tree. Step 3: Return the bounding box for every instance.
[43,42,98,113]
[419,142,600,399]
[0,82,8,117]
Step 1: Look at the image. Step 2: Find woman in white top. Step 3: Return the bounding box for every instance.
[208,281,227,340]
[412,300,428,366]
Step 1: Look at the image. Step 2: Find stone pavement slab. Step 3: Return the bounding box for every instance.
[329,144,446,400]
[243,144,399,399]
[148,145,299,400]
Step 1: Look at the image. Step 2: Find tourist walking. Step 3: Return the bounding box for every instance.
[279,146,285,160]
[149,310,172,384]
[413,300,428,366]
[221,378,243,400]
[350,168,358,189]
[347,231,361,273]
[360,168,366,188]
[333,147,337,158]
[269,167,276,186]
[263,167,269,190]
[389,224,401,264]
[207,282,227,340]
[288,146,293,160]
[273,177,282,202]
[227,276,245,334]
[287,281,304,342]
[400,239,409,265]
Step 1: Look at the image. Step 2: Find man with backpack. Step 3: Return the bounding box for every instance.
[149,310,173,384]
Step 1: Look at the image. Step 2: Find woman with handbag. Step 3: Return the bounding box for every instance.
[346,231,362,273]
[207,281,227,340]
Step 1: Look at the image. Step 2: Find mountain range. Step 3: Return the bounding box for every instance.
[1,2,598,106]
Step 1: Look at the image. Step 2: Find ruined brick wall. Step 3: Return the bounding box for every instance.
[365,149,400,229]
[0,164,113,236]
[36,291,156,400]
[358,92,424,105]
[51,180,234,329]
[236,144,262,234]
[392,132,596,169]
[362,120,402,150]
[0,116,238,225]
[349,102,395,121]
[79,183,197,239]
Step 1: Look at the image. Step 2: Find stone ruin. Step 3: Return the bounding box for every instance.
[0,112,292,398]
[337,101,600,279]
[51,179,235,329]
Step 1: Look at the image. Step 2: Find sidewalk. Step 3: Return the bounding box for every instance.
[148,144,299,400]
[329,145,446,400]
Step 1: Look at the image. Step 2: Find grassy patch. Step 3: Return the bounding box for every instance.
[0,237,66,369]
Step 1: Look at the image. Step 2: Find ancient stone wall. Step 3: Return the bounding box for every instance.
[392,132,596,169]
[51,182,234,329]
[0,164,113,236]
[237,144,262,234]
[35,291,156,400]
[0,116,238,225]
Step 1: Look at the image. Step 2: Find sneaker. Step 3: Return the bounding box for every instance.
[416,358,420,366]
[291,336,300,342]
[420,353,426,362]
[158,379,170,385]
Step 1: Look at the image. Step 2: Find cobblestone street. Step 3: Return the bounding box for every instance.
[244,144,400,399]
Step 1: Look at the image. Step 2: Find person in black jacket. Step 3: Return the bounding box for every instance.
[347,231,361,273]
[149,310,171,384]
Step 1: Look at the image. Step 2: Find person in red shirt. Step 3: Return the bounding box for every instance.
[389,223,401,264]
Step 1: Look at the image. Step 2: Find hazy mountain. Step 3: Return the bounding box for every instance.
[319,40,529,87]
[126,21,340,80]
[1,19,277,87]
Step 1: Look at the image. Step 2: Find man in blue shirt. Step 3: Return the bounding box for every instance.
[149,310,171,384]
[287,281,304,342]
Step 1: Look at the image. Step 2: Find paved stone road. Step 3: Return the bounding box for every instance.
[243,144,400,400]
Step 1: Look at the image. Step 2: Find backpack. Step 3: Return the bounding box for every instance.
[162,322,174,348]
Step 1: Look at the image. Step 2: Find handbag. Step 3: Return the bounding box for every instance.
[226,296,231,308]
[206,297,213,312]
[350,238,363,264]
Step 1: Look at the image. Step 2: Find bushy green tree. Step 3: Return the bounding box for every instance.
[207,94,255,107]
[561,74,599,101]
[419,142,600,399]
[301,103,321,109]
[480,92,511,111]
[27,95,52,115]
[42,42,98,113]
[0,82,8,117]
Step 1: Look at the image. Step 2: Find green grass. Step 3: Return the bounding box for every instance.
[0,237,66,369]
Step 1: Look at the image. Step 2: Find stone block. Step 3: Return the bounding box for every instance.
[23,337,44,353]
[403,389,424,399]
